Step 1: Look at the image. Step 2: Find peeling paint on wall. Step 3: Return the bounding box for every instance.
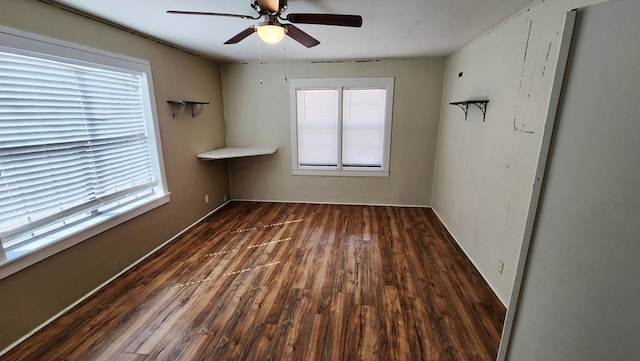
[541,41,553,77]
[514,19,536,135]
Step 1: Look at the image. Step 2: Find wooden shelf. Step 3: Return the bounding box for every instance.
[197,147,277,160]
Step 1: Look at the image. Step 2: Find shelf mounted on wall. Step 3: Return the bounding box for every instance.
[449,100,489,122]
[197,147,278,160]
[167,100,209,118]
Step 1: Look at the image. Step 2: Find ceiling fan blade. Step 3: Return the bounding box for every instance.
[167,10,259,20]
[257,0,280,13]
[284,24,320,48]
[224,27,256,44]
[286,14,363,27]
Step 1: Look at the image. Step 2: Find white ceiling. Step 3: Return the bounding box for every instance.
[52,0,534,62]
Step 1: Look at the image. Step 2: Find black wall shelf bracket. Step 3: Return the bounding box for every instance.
[167,100,210,118]
[449,100,489,122]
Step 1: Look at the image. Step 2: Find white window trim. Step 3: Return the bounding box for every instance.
[0,25,170,280]
[289,77,394,177]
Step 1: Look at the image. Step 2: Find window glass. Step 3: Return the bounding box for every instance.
[296,89,339,166]
[290,77,394,177]
[342,88,386,167]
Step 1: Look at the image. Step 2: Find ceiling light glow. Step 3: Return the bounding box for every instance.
[257,24,285,44]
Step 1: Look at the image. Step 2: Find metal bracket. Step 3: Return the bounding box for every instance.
[449,100,489,122]
[167,100,210,118]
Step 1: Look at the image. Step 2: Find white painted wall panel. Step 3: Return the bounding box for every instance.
[505,1,640,359]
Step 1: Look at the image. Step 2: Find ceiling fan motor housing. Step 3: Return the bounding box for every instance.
[252,0,287,15]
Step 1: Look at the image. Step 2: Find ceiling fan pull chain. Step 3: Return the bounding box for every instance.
[258,37,263,85]
[283,37,288,82]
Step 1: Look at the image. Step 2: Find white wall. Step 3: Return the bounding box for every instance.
[221,58,445,206]
[505,1,640,359]
[431,0,607,303]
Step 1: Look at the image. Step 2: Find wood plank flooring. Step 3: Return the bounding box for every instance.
[1,202,506,361]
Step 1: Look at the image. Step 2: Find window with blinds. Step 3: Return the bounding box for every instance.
[0,26,168,269]
[289,78,394,177]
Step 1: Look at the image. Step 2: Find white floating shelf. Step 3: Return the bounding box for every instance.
[197,147,277,160]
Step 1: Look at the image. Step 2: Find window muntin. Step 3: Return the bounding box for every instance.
[290,78,394,177]
[0,25,168,277]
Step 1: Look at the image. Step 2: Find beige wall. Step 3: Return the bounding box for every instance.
[222,58,445,206]
[432,0,609,304]
[0,0,228,350]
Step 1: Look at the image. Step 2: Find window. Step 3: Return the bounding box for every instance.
[0,26,168,277]
[290,77,394,177]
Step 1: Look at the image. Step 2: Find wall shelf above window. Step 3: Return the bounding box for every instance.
[449,100,489,122]
[167,100,209,118]
[197,147,277,160]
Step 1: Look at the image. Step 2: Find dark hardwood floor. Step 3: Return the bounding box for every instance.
[1,202,505,361]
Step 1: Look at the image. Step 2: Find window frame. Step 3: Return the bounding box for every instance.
[289,77,394,177]
[0,25,169,279]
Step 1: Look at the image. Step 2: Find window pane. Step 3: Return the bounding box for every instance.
[296,89,339,166]
[342,88,386,167]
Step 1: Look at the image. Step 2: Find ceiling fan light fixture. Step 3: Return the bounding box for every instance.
[257,24,285,44]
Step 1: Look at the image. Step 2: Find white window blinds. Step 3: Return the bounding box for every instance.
[0,50,158,250]
[342,88,386,167]
[296,89,339,166]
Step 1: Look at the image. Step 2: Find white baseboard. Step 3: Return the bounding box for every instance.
[230,198,431,208]
[430,207,506,306]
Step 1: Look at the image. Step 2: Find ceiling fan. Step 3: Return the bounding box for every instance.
[167,0,363,48]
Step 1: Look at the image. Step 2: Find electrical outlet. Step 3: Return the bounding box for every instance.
[204,194,209,203]
[498,260,505,274]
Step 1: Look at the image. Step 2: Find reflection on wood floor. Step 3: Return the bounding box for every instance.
[1,202,505,361]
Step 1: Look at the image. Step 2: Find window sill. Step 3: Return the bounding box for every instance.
[0,193,170,280]
[292,169,389,177]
